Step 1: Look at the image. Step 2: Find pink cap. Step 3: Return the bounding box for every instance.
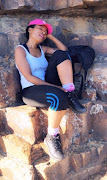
[28,19,52,34]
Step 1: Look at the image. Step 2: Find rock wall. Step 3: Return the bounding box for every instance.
[0,0,107,17]
[0,1,107,179]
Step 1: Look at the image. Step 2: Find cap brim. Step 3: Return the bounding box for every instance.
[44,24,52,34]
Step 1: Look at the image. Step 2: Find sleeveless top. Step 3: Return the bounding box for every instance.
[16,45,48,89]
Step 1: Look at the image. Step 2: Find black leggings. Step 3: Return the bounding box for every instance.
[22,50,71,111]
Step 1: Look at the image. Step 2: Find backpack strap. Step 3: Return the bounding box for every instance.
[23,44,30,53]
[22,44,41,53]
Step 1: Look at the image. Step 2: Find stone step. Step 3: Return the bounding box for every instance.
[66,162,103,180]
[0,152,35,180]
[0,99,106,151]
[0,105,42,145]
[0,176,8,180]
[0,133,47,165]
[1,130,106,167]
[0,99,106,148]
[0,134,32,165]
[0,100,94,148]
[0,135,106,180]
[33,141,107,180]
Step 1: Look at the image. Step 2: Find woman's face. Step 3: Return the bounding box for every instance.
[29,25,48,43]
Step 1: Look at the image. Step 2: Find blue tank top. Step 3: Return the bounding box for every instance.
[16,45,48,89]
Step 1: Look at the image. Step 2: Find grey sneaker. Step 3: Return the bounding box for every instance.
[44,134,64,161]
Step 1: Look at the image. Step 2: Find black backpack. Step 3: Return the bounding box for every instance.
[68,45,95,99]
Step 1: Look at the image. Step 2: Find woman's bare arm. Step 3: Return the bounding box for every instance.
[42,34,68,55]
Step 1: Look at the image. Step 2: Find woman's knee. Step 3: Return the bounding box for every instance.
[54,50,68,57]
[52,89,69,111]
[53,50,71,66]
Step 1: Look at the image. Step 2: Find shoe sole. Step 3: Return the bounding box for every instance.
[44,138,64,162]
[69,105,87,114]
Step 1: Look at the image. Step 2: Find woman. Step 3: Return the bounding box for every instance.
[15,19,86,161]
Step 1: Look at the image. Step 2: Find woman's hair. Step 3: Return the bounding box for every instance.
[26,25,36,40]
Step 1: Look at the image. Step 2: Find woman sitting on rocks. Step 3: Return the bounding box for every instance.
[15,19,86,161]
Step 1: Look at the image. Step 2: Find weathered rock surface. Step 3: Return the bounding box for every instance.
[0,68,21,108]
[0,153,35,180]
[0,134,32,164]
[90,101,107,140]
[0,0,107,179]
[1,105,42,144]
[87,63,107,102]
[0,0,107,17]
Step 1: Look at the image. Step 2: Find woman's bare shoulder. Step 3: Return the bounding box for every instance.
[15,46,26,55]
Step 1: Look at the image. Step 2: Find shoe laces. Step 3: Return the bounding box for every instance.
[67,91,81,106]
[67,91,77,101]
[51,134,62,151]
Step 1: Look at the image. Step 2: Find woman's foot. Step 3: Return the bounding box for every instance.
[44,134,64,161]
[67,91,87,114]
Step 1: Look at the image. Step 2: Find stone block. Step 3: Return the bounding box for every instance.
[4,105,42,144]
[2,0,25,10]
[60,110,74,151]
[91,35,107,55]
[0,33,8,57]
[90,102,107,140]
[90,147,99,163]
[35,157,55,180]
[38,109,48,138]
[80,151,91,167]
[0,176,7,180]
[35,155,70,180]
[70,35,91,46]
[68,0,84,7]
[70,153,83,171]
[1,0,67,11]
[56,155,70,178]
[97,143,107,162]
[0,134,32,164]
[87,163,102,176]
[0,68,21,108]
[0,155,35,180]
[50,0,68,10]
[87,63,107,102]
[94,4,107,17]
[31,142,46,164]
[39,0,50,10]
[71,102,92,144]
[78,168,88,180]
[83,87,96,101]
[83,0,106,6]
[0,110,7,135]
[68,173,79,180]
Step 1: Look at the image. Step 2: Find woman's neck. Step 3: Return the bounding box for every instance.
[26,39,39,49]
